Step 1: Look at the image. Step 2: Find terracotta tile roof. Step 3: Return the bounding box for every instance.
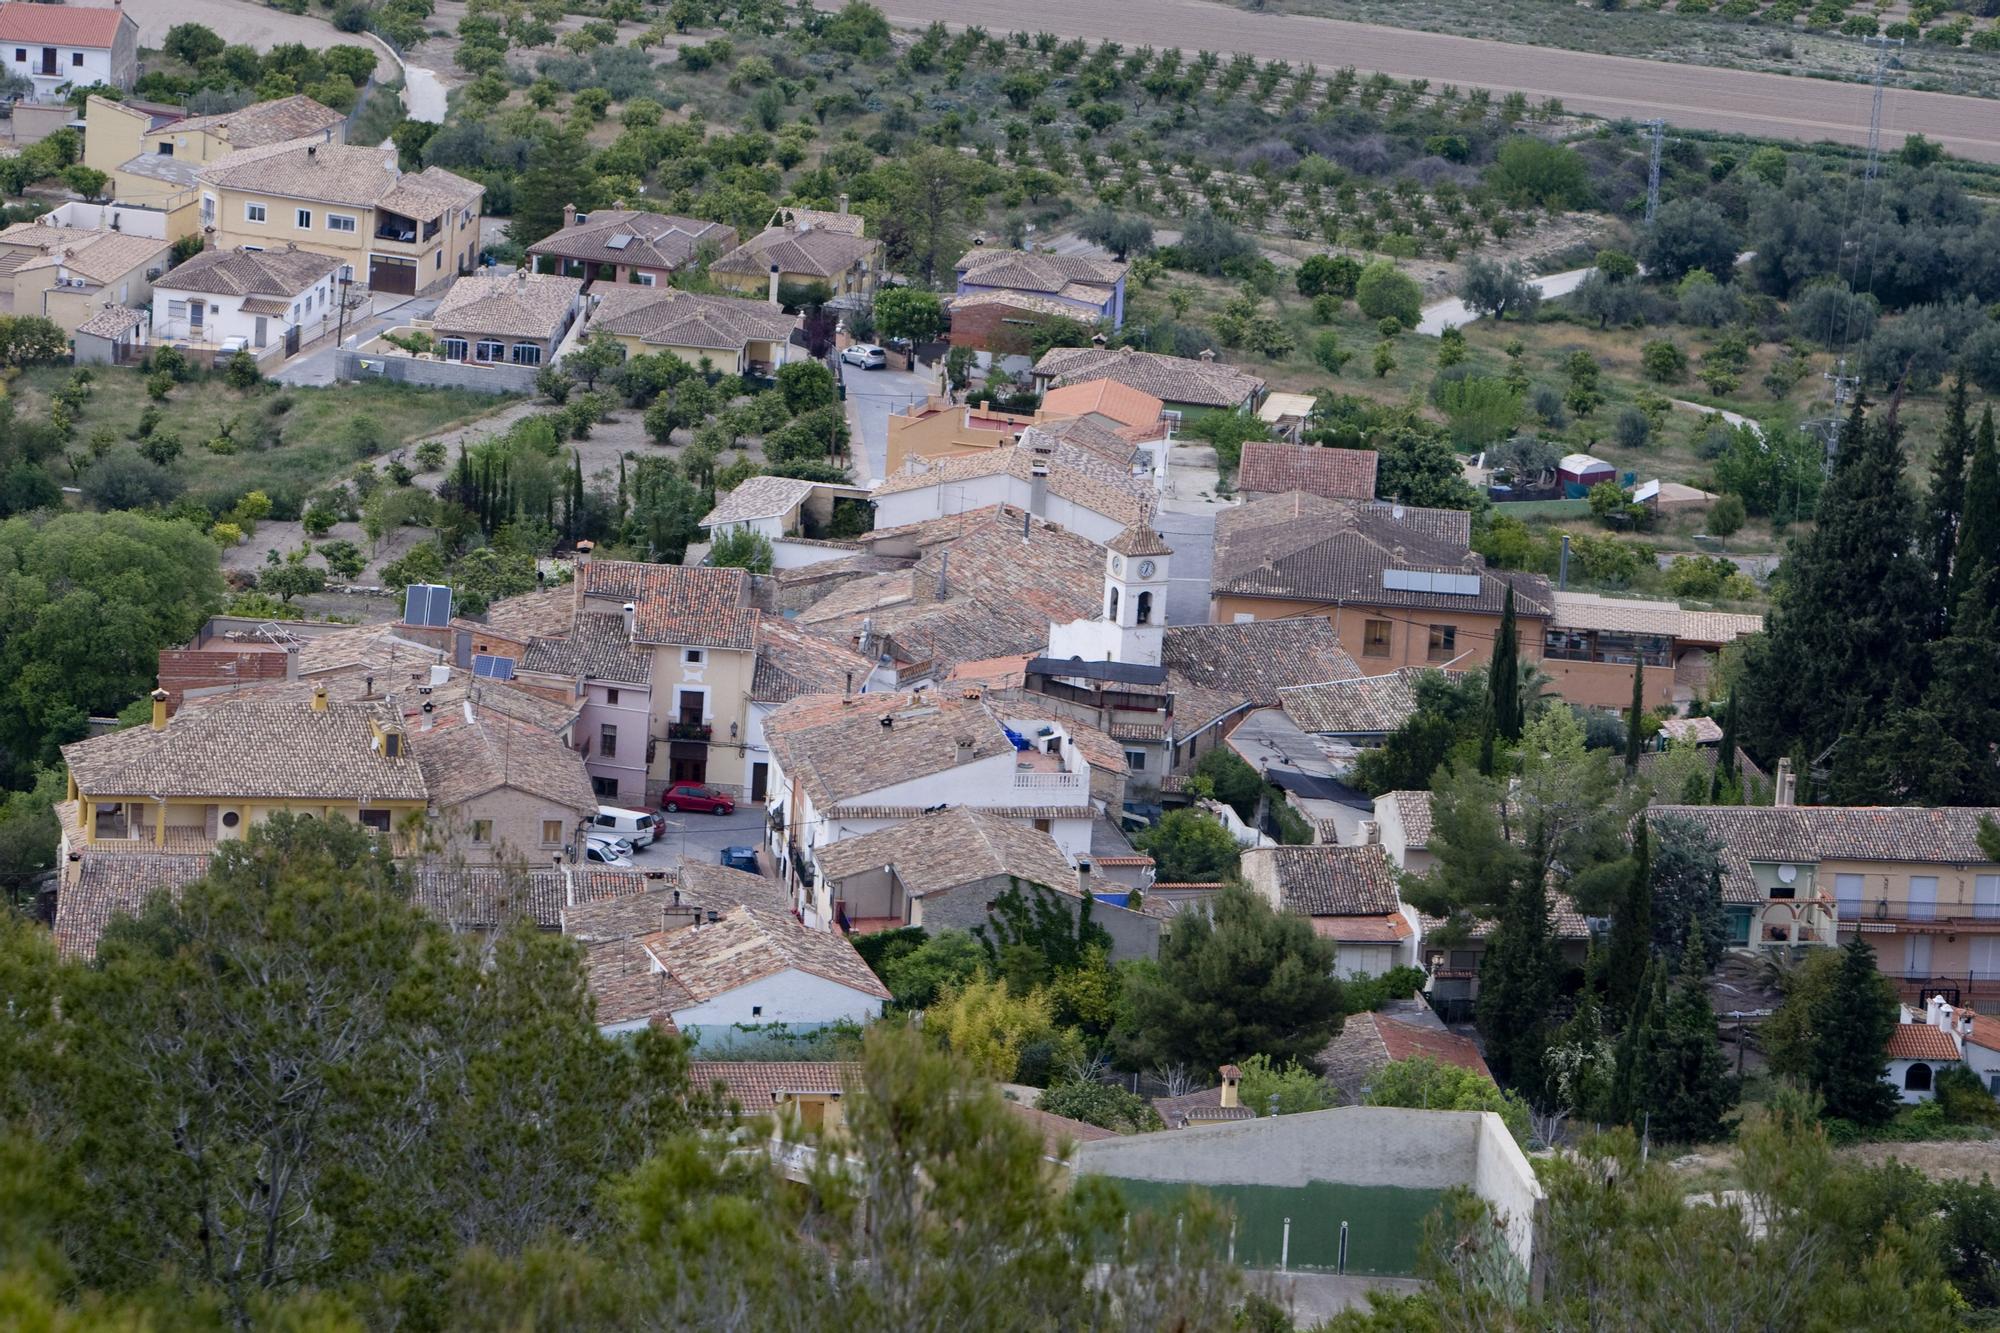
[690,1061,859,1111]
[1281,667,1462,736]
[771,206,864,237]
[813,806,1079,898]
[164,95,344,150]
[875,435,1156,530]
[562,864,789,942]
[153,244,342,299]
[586,937,693,1025]
[1163,618,1359,714]
[591,283,797,353]
[824,803,1092,821]
[750,616,876,705]
[54,851,209,959]
[1646,805,2000,905]
[1886,1024,1962,1062]
[1551,591,1763,644]
[1321,1012,1490,1098]
[1063,716,1133,774]
[528,209,736,270]
[1005,1100,1121,1152]
[710,224,879,279]
[1660,716,1726,745]
[1040,378,1163,430]
[199,142,480,216]
[637,904,891,1004]
[520,611,651,686]
[0,3,129,45]
[409,865,568,930]
[1034,345,1264,410]
[75,304,145,338]
[581,559,757,650]
[1106,522,1173,558]
[1312,912,1412,942]
[413,708,595,814]
[1237,441,1379,501]
[63,698,428,802]
[944,654,1032,690]
[1387,790,1435,849]
[1150,1086,1258,1126]
[955,247,1126,296]
[947,289,1095,321]
[462,585,577,641]
[1032,412,1146,463]
[700,474,818,528]
[765,690,1016,809]
[12,231,166,285]
[1215,491,1550,616]
[433,270,580,341]
[1254,844,1400,916]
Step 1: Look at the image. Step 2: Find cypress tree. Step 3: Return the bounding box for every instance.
[1861,569,2000,806]
[1921,373,1972,633]
[1474,875,1561,1096]
[1623,654,1645,776]
[1488,586,1521,742]
[1951,407,2000,624]
[1606,819,1652,1020]
[1610,958,1662,1126]
[1739,403,1936,773]
[1809,935,1900,1127]
[1643,919,1736,1143]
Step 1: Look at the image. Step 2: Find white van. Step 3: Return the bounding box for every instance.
[591,806,659,848]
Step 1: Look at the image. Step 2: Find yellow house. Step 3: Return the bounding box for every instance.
[196,141,483,295]
[58,685,431,856]
[585,283,800,376]
[0,221,168,335]
[709,205,881,301]
[689,1061,856,1132]
[86,94,348,239]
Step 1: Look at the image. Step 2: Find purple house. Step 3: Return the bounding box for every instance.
[952,247,1128,330]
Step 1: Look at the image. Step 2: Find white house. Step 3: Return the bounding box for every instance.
[151,244,343,356]
[698,474,872,571]
[761,689,1096,929]
[869,429,1156,548]
[589,904,889,1041]
[0,2,138,100]
[1885,1000,1970,1104]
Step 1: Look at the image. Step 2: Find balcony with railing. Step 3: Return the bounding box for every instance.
[1836,898,2000,929]
[667,720,712,741]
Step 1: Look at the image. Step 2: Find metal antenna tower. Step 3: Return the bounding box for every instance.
[1643,118,1665,225]
[1861,35,1903,182]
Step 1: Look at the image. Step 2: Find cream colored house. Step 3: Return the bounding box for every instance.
[429,269,583,368]
[585,284,799,376]
[0,221,168,333]
[196,141,483,295]
[709,204,880,301]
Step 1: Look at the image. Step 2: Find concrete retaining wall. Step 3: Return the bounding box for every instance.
[338,347,536,395]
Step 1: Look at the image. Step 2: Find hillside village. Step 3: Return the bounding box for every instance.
[6,0,2000,1325]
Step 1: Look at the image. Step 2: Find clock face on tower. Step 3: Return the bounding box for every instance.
[1137,560,1156,579]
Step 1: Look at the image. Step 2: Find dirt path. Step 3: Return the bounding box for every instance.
[816,0,2000,163]
[114,0,396,84]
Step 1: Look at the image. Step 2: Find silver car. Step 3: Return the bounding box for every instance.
[840,344,886,369]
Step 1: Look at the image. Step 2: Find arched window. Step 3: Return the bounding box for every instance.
[1106,587,1119,622]
[1904,1062,1933,1092]
[1135,591,1153,625]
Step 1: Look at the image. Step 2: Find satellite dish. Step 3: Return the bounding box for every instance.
[1777,864,1798,885]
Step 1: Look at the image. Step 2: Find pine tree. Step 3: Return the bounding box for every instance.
[1474,875,1562,1097]
[1860,569,2000,805]
[1606,818,1652,1020]
[1952,406,2000,625]
[1642,919,1736,1143]
[1808,935,1900,1127]
[1739,403,1936,783]
[1488,586,1521,742]
[1624,654,1645,777]
[1921,373,1972,633]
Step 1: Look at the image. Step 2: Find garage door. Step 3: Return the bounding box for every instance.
[369,255,417,295]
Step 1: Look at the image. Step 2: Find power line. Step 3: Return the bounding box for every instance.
[1643,118,1666,227]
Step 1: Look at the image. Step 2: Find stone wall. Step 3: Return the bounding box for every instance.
[337,347,536,395]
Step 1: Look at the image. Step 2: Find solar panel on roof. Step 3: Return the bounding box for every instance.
[471,654,516,680]
[403,583,453,627]
[605,234,634,250]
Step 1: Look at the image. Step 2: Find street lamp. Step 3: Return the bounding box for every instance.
[334,271,356,348]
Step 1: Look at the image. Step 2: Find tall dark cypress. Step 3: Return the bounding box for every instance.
[1488,585,1521,742]
[1606,818,1652,1020]
[1643,919,1737,1143]
[1921,373,1972,633]
[1952,407,2000,625]
[1474,875,1561,1096]
[1709,691,1739,803]
[1624,654,1646,776]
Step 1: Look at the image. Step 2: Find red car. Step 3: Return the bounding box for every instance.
[661,782,735,815]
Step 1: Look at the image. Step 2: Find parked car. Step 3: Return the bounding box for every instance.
[592,806,658,848]
[585,831,634,859]
[719,846,760,874]
[840,344,886,369]
[583,841,632,867]
[661,782,735,815]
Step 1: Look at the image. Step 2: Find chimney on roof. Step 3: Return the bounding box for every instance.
[306,144,317,161]
[954,736,975,764]
[767,263,781,306]
[563,203,576,229]
[149,687,169,731]
[310,682,329,714]
[420,701,434,732]
[1198,347,1216,362]
[837,192,849,215]
[1774,757,1796,808]
[1218,1064,1242,1109]
[622,601,636,637]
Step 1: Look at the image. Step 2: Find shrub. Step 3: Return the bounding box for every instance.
[1707,492,1746,537]
[1640,339,1688,384]
[1615,406,1651,449]
[1355,259,1422,327]
[1488,136,1592,209]
[1035,1081,1162,1132]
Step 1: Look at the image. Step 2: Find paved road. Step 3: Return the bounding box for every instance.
[272,294,439,388]
[840,362,935,485]
[1152,507,1216,628]
[815,0,2000,163]
[1417,265,1593,336]
[114,0,396,83]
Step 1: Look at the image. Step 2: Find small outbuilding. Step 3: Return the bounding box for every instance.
[1557,453,1616,497]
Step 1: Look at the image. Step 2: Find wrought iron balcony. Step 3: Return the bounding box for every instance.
[667,721,712,741]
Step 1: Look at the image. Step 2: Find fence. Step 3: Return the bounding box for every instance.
[337,346,537,395]
[1109,1179,1446,1277]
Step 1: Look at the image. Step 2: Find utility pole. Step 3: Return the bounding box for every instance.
[1643,118,1666,226]
[1861,35,1904,183]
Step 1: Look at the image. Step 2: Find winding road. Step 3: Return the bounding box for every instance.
[818,0,2000,164]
